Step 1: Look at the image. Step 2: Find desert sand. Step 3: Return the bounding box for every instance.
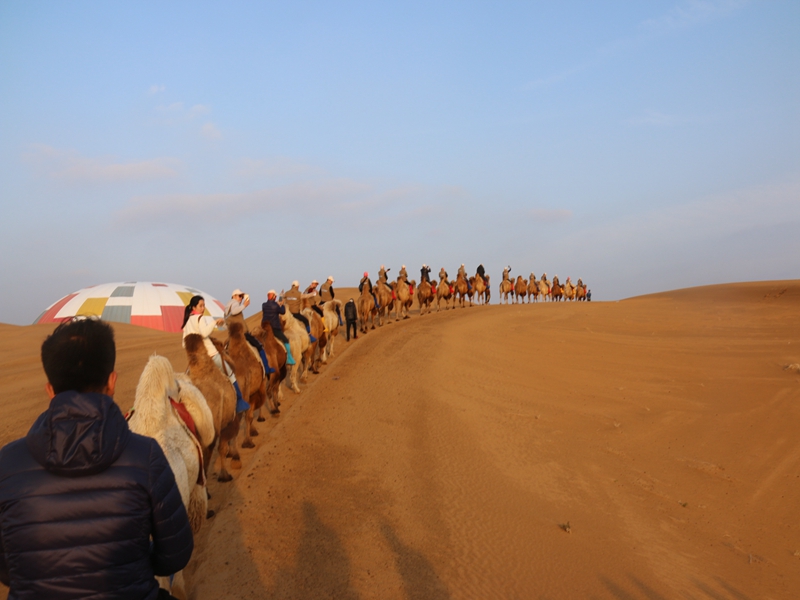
[1,281,799,599]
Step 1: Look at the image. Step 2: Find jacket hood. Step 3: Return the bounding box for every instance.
[26,391,131,477]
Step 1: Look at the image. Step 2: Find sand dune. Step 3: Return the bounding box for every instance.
[1,281,799,599]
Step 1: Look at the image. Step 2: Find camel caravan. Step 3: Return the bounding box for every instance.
[496,266,589,304]
[113,264,589,596]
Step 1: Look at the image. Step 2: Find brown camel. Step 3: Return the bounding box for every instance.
[248,324,286,416]
[304,307,327,373]
[472,274,487,305]
[417,280,434,315]
[499,277,513,304]
[375,280,394,325]
[225,317,269,449]
[436,274,453,311]
[358,284,377,332]
[393,277,413,320]
[551,275,564,302]
[563,278,576,301]
[183,333,241,483]
[576,278,587,301]
[528,273,540,302]
[514,275,528,304]
[454,274,470,308]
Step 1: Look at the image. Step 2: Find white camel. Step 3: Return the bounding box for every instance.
[128,354,215,599]
[280,312,311,393]
[320,299,342,363]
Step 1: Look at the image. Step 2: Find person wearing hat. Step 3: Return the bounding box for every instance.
[305,280,324,318]
[420,264,431,283]
[319,276,343,326]
[457,263,471,291]
[282,281,317,342]
[378,265,390,288]
[224,289,250,318]
[261,290,296,366]
[398,265,409,282]
[359,272,379,310]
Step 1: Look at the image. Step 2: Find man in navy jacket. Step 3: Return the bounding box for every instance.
[0,318,193,599]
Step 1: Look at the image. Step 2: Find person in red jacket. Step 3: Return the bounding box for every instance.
[0,318,192,600]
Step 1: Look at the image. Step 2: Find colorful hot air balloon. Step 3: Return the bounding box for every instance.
[34,282,226,333]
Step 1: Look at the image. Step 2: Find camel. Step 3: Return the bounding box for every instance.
[473,274,487,305]
[576,278,587,301]
[320,299,342,362]
[303,307,327,374]
[453,274,471,308]
[374,280,394,326]
[563,278,576,301]
[484,274,491,304]
[538,273,551,301]
[417,280,434,315]
[183,334,241,483]
[436,274,453,311]
[358,283,377,332]
[514,275,528,304]
[224,318,270,449]
[393,277,413,320]
[499,277,513,304]
[280,312,311,393]
[528,273,540,302]
[551,275,564,302]
[128,354,216,598]
[248,324,287,417]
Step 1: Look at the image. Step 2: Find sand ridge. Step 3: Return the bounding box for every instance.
[1,281,799,598]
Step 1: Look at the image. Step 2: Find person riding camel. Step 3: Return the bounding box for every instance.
[319,276,343,326]
[457,263,472,291]
[477,264,487,285]
[182,295,249,413]
[378,265,391,288]
[502,266,511,281]
[260,290,296,365]
[360,271,379,310]
[282,281,317,343]
[420,264,431,283]
[224,288,250,319]
[305,280,323,317]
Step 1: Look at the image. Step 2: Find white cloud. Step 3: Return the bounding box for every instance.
[23,144,181,183]
[200,122,222,140]
[113,178,460,228]
[640,0,749,32]
[528,208,573,223]
[148,84,166,95]
[188,104,211,118]
[234,157,323,179]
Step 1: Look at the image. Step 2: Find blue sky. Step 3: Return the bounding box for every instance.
[1,1,798,324]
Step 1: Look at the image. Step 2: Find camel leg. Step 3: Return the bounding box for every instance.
[216,437,233,482]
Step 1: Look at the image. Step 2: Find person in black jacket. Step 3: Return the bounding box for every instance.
[344,298,358,341]
[0,317,193,600]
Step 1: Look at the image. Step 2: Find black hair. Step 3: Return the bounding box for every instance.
[41,318,116,394]
[181,295,205,329]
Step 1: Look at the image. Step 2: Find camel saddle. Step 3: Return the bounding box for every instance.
[169,398,207,487]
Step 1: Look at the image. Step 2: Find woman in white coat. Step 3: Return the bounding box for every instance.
[182,295,249,413]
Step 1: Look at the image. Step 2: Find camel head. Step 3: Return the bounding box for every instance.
[184,333,205,358]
